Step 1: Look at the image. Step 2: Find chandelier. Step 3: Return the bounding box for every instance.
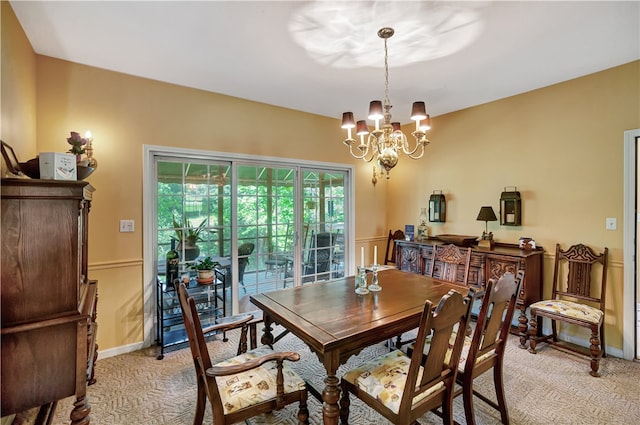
[341,27,431,179]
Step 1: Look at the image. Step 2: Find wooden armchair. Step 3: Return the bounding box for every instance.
[175,281,309,424]
[528,243,608,377]
[427,243,472,285]
[339,288,474,425]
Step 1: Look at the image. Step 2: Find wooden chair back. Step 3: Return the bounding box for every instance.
[175,281,223,415]
[552,243,608,310]
[400,288,474,422]
[428,243,472,285]
[471,271,522,363]
[384,229,405,265]
[456,271,522,425]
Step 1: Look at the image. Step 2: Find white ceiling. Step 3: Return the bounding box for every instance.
[10,1,640,122]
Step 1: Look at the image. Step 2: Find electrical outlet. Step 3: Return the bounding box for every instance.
[119,219,135,233]
[605,217,617,231]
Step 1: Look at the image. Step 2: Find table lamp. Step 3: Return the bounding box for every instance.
[476,206,497,249]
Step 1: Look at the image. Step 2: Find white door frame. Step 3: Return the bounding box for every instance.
[623,129,639,360]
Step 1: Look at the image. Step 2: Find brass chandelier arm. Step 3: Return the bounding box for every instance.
[401,133,431,158]
[343,139,377,162]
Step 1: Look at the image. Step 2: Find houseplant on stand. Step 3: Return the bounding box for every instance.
[172,214,208,261]
[191,256,220,284]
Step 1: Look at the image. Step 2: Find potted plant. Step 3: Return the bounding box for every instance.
[172,214,208,261]
[191,256,220,283]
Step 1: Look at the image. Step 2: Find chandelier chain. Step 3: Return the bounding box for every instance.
[384,37,390,107]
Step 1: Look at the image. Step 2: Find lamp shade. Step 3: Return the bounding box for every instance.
[356,120,369,136]
[341,112,355,129]
[411,101,427,120]
[368,100,384,120]
[476,206,497,222]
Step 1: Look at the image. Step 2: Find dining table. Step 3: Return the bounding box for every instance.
[249,268,471,425]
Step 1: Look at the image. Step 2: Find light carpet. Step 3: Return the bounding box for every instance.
[48,328,640,424]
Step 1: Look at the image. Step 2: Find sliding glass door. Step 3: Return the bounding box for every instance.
[236,165,296,294]
[301,168,346,283]
[145,146,353,347]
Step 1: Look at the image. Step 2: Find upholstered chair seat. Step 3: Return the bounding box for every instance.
[214,345,307,415]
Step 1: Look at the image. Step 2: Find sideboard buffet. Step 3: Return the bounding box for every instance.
[395,239,543,345]
[1,178,98,424]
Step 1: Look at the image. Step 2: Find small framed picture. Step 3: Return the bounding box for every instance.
[519,237,536,250]
[1,140,24,176]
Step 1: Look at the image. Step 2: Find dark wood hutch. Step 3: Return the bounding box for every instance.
[1,178,98,424]
[396,238,543,346]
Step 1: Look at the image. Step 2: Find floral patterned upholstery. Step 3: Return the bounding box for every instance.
[530,299,603,325]
[214,345,306,414]
[413,331,494,373]
[341,350,443,414]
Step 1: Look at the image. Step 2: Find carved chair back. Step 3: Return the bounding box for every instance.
[429,243,472,285]
[552,243,608,310]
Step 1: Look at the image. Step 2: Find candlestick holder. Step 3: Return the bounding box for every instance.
[368,264,382,292]
[355,266,369,294]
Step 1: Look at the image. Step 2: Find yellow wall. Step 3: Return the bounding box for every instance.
[31,56,392,351]
[389,61,639,350]
[3,2,638,353]
[1,0,37,166]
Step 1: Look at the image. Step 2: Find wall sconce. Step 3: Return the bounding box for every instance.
[500,186,521,226]
[476,206,497,249]
[428,190,446,222]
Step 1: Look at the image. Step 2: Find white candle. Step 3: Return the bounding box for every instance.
[373,245,377,265]
[361,247,364,267]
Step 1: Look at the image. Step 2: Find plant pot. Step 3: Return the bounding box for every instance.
[196,269,214,284]
[178,243,200,261]
[197,269,214,280]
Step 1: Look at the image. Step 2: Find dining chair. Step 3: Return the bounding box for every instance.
[384,229,405,265]
[339,288,474,425]
[427,243,472,285]
[406,271,522,425]
[528,243,608,377]
[455,270,523,425]
[175,281,309,425]
[392,243,472,350]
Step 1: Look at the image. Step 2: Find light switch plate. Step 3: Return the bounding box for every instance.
[120,219,135,232]
[605,217,617,230]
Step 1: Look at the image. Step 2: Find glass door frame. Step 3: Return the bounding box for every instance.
[142,145,355,348]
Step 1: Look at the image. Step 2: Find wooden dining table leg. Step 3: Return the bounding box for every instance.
[321,352,341,425]
[260,314,274,347]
